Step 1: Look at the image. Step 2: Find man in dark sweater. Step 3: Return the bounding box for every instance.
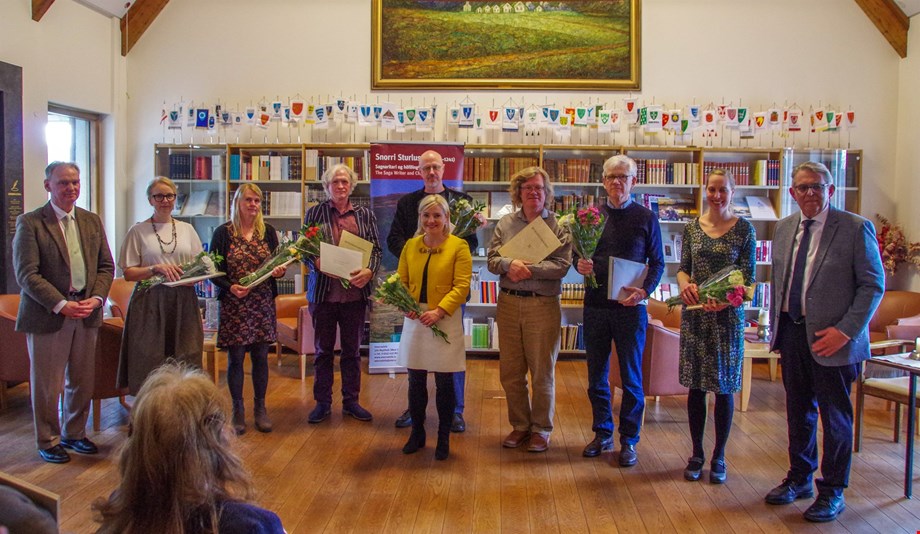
[387,150,478,432]
[576,154,664,467]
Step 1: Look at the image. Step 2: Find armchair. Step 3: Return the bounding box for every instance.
[91,278,134,430]
[275,293,339,381]
[609,320,687,414]
[0,294,30,410]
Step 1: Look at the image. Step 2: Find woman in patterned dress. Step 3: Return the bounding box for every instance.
[676,169,756,484]
[211,184,287,434]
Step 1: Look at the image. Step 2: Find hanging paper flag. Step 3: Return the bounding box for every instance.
[346,102,359,123]
[502,106,520,132]
[716,105,728,122]
[547,108,561,126]
[524,107,540,133]
[637,107,648,126]
[679,119,691,135]
[557,114,572,134]
[220,110,232,127]
[623,97,638,121]
[687,105,701,126]
[811,108,828,132]
[256,111,270,130]
[645,105,662,132]
[314,106,329,129]
[395,109,406,132]
[597,110,612,133]
[737,107,748,125]
[167,109,182,130]
[186,104,197,127]
[586,105,598,125]
[540,105,553,123]
[303,104,316,125]
[485,108,501,129]
[661,111,670,130]
[459,103,475,128]
[380,103,397,129]
[724,107,738,127]
[373,105,383,122]
[282,107,292,124]
[845,110,856,128]
[702,109,718,131]
[245,107,257,125]
[416,107,433,131]
[563,107,576,125]
[666,110,681,131]
[609,111,622,132]
[447,107,460,124]
[334,99,346,116]
[825,110,837,132]
[574,107,588,127]
[290,100,305,120]
[753,112,767,130]
[231,112,242,128]
[358,105,374,126]
[403,108,417,127]
[787,109,803,132]
[767,108,781,129]
[269,101,282,119]
[207,115,217,134]
[195,109,210,129]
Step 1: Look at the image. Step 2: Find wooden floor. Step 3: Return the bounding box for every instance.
[1,357,919,533]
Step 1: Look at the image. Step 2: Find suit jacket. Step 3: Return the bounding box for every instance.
[12,202,115,333]
[397,234,472,316]
[769,206,884,366]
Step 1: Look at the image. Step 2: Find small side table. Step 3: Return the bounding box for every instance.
[740,335,780,412]
[202,330,220,383]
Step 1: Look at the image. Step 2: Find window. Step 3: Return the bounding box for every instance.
[45,105,100,212]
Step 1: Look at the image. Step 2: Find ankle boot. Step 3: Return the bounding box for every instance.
[253,398,272,433]
[231,399,246,435]
[402,426,426,454]
[435,428,450,461]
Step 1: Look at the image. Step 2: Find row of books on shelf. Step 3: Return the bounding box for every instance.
[173,190,224,217]
[169,154,223,180]
[634,159,698,185]
[230,154,303,181]
[755,240,772,263]
[703,160,780,186]
[469,280,584,304]
[463,156,538,182]
[649,282,771,309]
[193,276,299,300]
[304,152,366,181]
[553,194,599,213]
[543,158,603,184]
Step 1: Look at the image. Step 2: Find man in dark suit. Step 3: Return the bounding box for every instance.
[13,162,115,463]
[387,150,479,432]
[765,161,884,522]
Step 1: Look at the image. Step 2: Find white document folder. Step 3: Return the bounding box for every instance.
[607,256,649,303]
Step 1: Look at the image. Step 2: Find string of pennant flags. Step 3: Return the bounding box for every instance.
[159,95,857,147]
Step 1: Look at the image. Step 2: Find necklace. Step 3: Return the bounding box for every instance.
[151,217,178,255]
[419,234,444,254]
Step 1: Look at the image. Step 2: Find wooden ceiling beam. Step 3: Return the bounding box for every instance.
[120,0,170,56]
[854,0,910,58]
[31,0,55,21]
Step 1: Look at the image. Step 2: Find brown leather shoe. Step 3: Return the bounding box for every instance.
[527,433,550,453]
[502,430,531,448]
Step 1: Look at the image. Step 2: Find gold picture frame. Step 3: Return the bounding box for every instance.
[371,0,641,91]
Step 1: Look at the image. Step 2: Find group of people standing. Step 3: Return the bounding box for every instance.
[12,150,883,525]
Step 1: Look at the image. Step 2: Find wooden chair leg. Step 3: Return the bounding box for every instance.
[276,342,283,366]
[300,354,306,382]
[92,399,101,432]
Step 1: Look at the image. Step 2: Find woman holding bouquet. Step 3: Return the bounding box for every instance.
[117,176,204,395]
[676,169,756,484]
[303,164,381,425]
[210,184,286,434]
[396,194,471,460]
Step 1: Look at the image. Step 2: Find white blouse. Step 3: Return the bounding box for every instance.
[118,218,204,271]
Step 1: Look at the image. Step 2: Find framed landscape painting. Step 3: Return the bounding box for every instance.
[372,0,641,90]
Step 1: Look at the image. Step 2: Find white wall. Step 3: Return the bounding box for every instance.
[0,0,126,242]
[895,14,920,291]
[120,0,897,268]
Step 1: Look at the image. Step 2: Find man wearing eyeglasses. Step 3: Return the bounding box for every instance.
[387,149,481,432]
[12,162,115,463]
[764,161,883,522]
[576,154,664,467]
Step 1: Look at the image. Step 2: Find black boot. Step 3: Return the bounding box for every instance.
[254,398,272,433]
[435,427,450,460]
[403,426,426,454]
[403,369,428,454]
[434,372,456,461]
[231,399,245,435]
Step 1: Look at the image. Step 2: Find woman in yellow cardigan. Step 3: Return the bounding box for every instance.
[396,194,472,460]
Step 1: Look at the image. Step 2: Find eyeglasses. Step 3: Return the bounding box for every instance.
[420,164,443,172]
[151,193,177,202]
[521,185,545,193]
[793,183,830,194]
[603,174,632,183]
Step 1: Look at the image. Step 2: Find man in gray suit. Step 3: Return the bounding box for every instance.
[764,161,884,522]
[13,162,115,463]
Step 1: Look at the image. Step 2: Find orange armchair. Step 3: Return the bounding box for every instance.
[275,293,340,381]
[609,320,688,415]
[0,294,30,410]
[90,278,134,430]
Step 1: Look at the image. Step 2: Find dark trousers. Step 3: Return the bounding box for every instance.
[453,371,465,414]
[407,368,456,433]
[778,313,860,497]
[584,305,647,445]
[309,300,366,406]
[226,342,270,401]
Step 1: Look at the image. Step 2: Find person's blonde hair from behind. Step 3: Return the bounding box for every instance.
[509,166,554,210]
[93,364,255,534]
[415,194,452,237]
[230,183,266,240]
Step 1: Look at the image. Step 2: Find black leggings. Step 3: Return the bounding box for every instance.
[227,342,270,401]
[687,388,734,461]
[407,368,455,432]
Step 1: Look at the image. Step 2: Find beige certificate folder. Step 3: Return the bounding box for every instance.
[498,216,563,264]
[339,230,374,268]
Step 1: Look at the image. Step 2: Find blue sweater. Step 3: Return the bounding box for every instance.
[583,202,664,308]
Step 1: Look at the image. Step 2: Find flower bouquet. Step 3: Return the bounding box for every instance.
[665,265,754,312]
[374,273,449,343]
[239,225,322,288]
[138,250,224,290]
[876,214,920,275]
[557,206,606,288]
[449,198,487,239]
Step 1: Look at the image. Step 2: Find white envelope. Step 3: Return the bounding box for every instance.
[607,257,648,303]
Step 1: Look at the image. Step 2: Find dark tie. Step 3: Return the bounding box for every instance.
[787,219,815,322]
